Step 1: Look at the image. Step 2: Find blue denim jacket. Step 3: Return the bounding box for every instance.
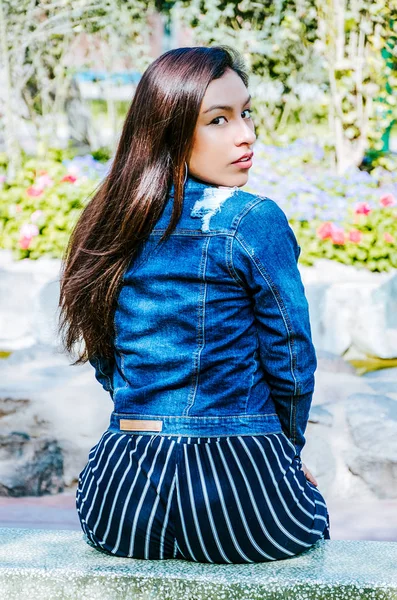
[89,174,317,455]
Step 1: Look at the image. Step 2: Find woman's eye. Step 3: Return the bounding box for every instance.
[211,116,227,125]
[242,108,253,118]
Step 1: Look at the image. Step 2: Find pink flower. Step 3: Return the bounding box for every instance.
[331,228,345,245]
[26,186,44,197]
[36,174,54,188]
[16,205,22,212]
[317,221,345,244]
[61,174,77,183]
[31,210,44,223]
[355,202,372,215]
[384,232,395,244]
[317,222,335,240]
[18,223,39,250]
[19,236,32,250]
[20,223,39,238]
[0,175,6,183]
[26,173,54,197]
[349,229,362,243]
[380,194,396,207]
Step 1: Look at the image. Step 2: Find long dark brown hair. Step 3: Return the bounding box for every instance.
[58,45,249,366]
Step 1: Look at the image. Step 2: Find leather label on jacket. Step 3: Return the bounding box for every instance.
[119,418,163,432]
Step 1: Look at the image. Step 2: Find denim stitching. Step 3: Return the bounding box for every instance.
[96,358,114,393]
[244,347,259,415]
[184,236,210,415]
[226,234,246,290]
[290,395,297,447]
[113,411,279,419]
[112,351,130,397]
[113,304,131,400]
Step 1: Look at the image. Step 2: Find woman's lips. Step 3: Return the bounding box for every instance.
[231,152,254,168]
[232,157,253,169]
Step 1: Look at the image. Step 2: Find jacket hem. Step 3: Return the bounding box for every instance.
[108,411,283,437]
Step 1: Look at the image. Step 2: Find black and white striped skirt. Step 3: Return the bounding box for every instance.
[76,431,330,564]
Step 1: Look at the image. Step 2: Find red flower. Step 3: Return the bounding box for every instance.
[19,236,31,249]
[384,232,395,244]
[355,202,371,215]
[61,174,77,183]
[331,228,345,245]
[349,229,362,243]
[26,186,44,197]
[317,222,334,240]
[317,222,345,245]
[380,194,396,207]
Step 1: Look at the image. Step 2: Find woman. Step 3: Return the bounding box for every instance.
[58,45,330,564]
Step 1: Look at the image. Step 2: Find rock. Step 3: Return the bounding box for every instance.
[344,394,397,499]
[365,381,397,396]
[0,432,63,496]
[308,405,333,427]
[362,367,397,381]
[300,261,397,358]
[303,402,376,502]
[0,343,111,490]
[0,250,60,351]
[315,349,356,375]
[34,279,62,347]
[301,424,336,493]
[362,368,397,400]
[0,270,36,348]
[312,370,374,407]
[0,397,30,417]
[350,274,397,358]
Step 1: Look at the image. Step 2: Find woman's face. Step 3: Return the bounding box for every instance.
[188,68,257,188]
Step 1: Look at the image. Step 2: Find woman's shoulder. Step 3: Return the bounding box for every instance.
[186,181,288,234]
[232,188,289,231]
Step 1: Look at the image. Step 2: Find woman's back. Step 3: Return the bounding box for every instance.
[93,175,317,449]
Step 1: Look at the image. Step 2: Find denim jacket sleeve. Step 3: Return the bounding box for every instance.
[88,354,115,400]
[232,196,317,455]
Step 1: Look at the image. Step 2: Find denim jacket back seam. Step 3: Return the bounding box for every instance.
[184,235,211,416]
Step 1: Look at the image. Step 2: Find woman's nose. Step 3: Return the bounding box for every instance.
[236,121,256,146]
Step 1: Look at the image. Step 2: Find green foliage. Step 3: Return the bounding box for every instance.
[0,156,98,260]
[0,0,156,176]
[172,0,326,141]
[170,0,397,165]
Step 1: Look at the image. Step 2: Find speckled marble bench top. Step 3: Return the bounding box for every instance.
[0,528,396,600]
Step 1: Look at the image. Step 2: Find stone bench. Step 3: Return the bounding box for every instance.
[0,528,396,599]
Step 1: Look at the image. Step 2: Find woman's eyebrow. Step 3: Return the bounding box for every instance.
[203,94,251,114]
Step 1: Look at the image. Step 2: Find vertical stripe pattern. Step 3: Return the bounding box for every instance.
[76,431,330,564]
